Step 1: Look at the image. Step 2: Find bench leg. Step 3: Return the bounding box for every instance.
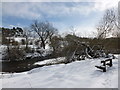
[103,68,106,72]
[110,60,112,67]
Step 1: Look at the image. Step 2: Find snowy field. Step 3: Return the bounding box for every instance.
[0,55,119,88]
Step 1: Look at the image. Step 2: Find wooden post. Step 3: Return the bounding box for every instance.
[105,59,112,67]
[109,59,112,67]
[101,61,106,66]
[103,67,106,72]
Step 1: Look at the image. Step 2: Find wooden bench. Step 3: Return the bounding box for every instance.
[95,59,112,72]
[95,65,106,72]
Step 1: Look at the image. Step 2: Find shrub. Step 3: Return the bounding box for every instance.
[3,47,26,61]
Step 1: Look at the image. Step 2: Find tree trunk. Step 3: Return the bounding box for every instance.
[41,37,45,49]
[7,36,10,60]
[25,37,28,51]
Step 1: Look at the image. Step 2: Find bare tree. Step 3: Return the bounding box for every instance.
[23,27,32,50]
[107,8,120,38]
[118,3,120,37]
[96,7,120,38]
[115,3,120,37]
[96,9,116,39]
[31,20,57,49]
[118,2,120,27]
[70,26,76,36]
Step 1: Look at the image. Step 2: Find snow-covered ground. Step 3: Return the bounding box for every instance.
[0,55,118,88]
[34,57,65,66]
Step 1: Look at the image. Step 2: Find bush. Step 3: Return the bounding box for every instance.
[3,47,26,61]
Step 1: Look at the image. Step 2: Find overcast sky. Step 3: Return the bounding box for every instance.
[1,0,119,37]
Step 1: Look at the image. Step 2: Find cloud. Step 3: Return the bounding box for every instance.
[2,3,42,20]
[1,0,84,2]
[0,3,2,26]
[2,0,119,20]
[93,0,118,11]
[9,24,15,28]
[2,2,89,20]
[57,24,97,38]
[1,0,119,37]
[74,26,97,37]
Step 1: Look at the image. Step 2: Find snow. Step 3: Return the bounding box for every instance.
[0,55,118,88]
[0,45,7,62]
[25,52,41,58]
[34,57,65,66]
[14,37,26,42]
[0,44,53,61]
